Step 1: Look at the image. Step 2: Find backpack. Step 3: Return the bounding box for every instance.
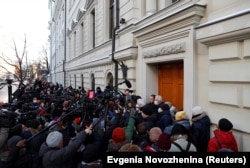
[215,136,233,152]
[172,141,191,152]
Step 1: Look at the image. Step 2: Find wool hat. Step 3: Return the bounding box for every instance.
[141,105,153,116]
[149,127,162,143]
[26,119,40,129]
[46,131,63,148]
[159,104,170,111]
[7,136,23,151]
[112,127,126,143]
[156,133,171,150]
[171,124,188,136]
[175,111,186,121]
[218,118,233,132]
[192,106,203,116]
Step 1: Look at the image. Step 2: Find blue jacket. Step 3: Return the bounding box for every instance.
[191,112,211,152]
[156,110,173,131]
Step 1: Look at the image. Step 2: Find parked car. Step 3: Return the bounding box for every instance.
[0,78,7,85]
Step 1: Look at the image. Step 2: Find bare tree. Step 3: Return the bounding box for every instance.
[39,45,50,74]
[0,34,28,86]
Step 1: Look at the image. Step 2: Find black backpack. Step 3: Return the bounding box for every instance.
[172,141,191,152]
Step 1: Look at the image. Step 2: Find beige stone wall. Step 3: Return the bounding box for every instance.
[50,0,250,151]
[196,0,250,151]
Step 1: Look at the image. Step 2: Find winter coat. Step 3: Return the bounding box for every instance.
[168,136,197,152]
[190,112,211,152]
[207,129,238,152]
[0,128,9,162]
[156,110,173,131]
[39,130,89,168]
[141,113,157,131]
[164,119,190,136]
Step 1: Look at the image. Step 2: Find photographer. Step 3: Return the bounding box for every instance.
[0,108,20,167]
[0,110,11,168]
[39,122,93,168]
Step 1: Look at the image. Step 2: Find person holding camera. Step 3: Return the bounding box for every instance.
[39,123,93,168]
[0,115,10,168]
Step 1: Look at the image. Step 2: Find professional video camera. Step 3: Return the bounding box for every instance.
[0,110,18,128]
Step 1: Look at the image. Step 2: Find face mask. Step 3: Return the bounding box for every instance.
[158,108,163,113]
[154,101,158,105]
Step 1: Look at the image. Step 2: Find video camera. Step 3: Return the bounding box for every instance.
[0,110,18,128]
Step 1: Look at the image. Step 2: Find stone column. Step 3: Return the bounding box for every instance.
[146,0,157,16]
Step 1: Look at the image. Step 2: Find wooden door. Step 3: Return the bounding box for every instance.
[158,61,183,110]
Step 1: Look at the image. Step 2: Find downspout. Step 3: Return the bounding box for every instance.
[63,0,67,87]
[112,0,120,92]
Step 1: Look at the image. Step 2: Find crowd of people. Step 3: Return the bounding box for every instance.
[0,78,238,168]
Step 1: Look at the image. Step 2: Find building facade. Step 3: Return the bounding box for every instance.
[49,0,250,151]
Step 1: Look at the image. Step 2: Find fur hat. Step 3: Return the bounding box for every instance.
[46,131,63,148]
[192,106,203,116]
[218,118,233,132]
[159,104,170,111]
[156,133,171,150]
[141,105,153,116]
[149,127,162,143]
[112,127,126,143]
[175,111,186,121]
[119,143,143,152]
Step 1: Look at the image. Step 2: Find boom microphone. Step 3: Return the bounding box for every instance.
[125,80,132,88]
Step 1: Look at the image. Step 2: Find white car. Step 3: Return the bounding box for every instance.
[0,79,7,85]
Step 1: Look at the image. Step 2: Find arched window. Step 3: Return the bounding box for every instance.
[106,72,113,88]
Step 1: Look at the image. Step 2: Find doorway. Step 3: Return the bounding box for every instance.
[158,60,184,110]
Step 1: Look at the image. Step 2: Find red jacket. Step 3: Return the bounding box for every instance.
[207,129,238,152]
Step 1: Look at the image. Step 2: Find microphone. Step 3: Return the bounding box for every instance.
[125,80,132,88]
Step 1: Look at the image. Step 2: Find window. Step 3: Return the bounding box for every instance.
[74,74,76,88]
[106,72,114,88]
[81,22,84,53]
[81,74,84,89]
[74,31,76,57]
[91,74,95,91]
[90,9,95,48]
[109,0,114,38]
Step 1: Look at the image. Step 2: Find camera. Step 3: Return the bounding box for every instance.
[0,110,18,128]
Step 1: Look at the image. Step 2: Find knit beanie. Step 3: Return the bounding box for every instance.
[156,133,171,151]
[192,106,203,116]
[175,111,186,121]
[141,105,153,116]
[46,131,63,148]
[159,104,170,111]
[112,127,126,143]
[7,136,23,151]
[171,124,187,136]
[218,118,233,132]
[149,127,162,143]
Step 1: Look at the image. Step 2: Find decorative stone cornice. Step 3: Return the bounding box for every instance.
[143,42,186,58]
[76,8,86,21]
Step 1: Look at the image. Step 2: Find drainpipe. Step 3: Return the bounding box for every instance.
[63,0,67,87]
[112,0,120,92]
